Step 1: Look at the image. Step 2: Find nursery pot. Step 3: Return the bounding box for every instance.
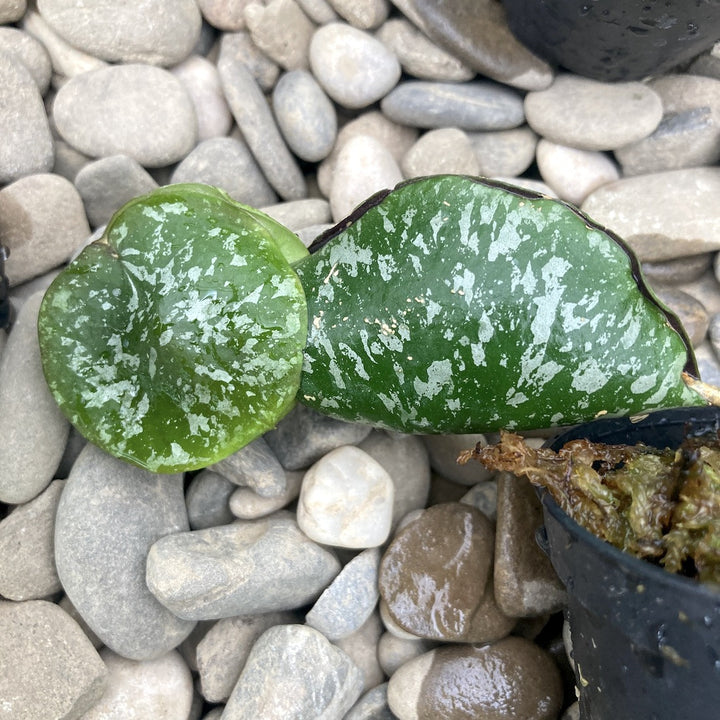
[539,406,720,720]
[501,0,720,81]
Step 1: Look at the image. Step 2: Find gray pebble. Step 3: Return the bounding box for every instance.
[195,0,251,30]
[642,253,714,286]
[186,469,236,530]
[422,433,495,485]
[695,340,720,387]
[334,611,385,691]
[0,0,25,23]
[54,443,195,660]
[216,30,280,93]
[689,51,720,81]
[468,126,538,178]
[260,198,331,231]
[171,136,278,208]
[0,600,107,719]
[58,594,103,649]
[377,631,438,677]
[146,514,341,620]
[344,682,395,720]
[74,154,158,228]
[273,69,337,162]
[296,222,334,247]
[327,0,389,29]
[297,0,339,24]
[310,21,401,109]
[229,469,303,519]
[460,477,499,521]
[708,313,720,361]
[36,0,202,66]
[0,26,52,94]
[0,52,53,184]
[652,286,709,347]
[53,64,197,167]
[222,624,364,719]
[401,127,480,177]
[0,293,69,504]
[51,139,91,182]
[381,79,524,131]
[210,435,286,497]
[687,268,720,317]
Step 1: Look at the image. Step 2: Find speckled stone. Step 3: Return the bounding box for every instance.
[0,27,52,94]
[401,127,480,178]
[468,126,538,178]
[652,286,710,347]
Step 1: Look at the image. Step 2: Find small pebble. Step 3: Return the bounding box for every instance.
[51,139,91,182]
[229,469,303,519]
[216,30,280,92]
[260,198,331,231]
[696,340,720,387]
[652,286,710,347]
[377,632,438,677]
[460,477,499,521]
[0,0,25,23]
[195,0,252,30]
[210,436,286,498]
[469,126,538,178]
[185,469,237,530]
[422,433,495,485]
[327,0,388,29]
[0,26,52,94]
[344,682,395,720]
[297,0,339,23]
[334,611,385,691]
[642,253,714,286]
[401,127,480,177]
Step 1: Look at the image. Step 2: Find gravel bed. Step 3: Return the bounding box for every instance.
[1,2,720,719]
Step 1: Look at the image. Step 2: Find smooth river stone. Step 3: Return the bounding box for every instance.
[210,435,286,497]
[581,167,720,261]
[469,126,538,178]
[0,26,52,94]
[401,127,480,178]
[54,443,195,660]
[53,64,197,167]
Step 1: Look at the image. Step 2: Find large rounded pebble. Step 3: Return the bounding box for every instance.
[0,0,25,23]
[273,69,337,162]
[387,637,563,720]
[209,436,286,497]
[223,624,364,719]
[0,27,51,94]
[229,469,303,519]
[376,16,474,82]
[381,79,524,131]
[0,600,106,720]
[74,154,158,228]
[216,30,280,93]
[0,479,64,600]
[310,22,401,109]
[82,649,193,720]
[524,74,663,151]
[335,611,385,691]
[298,445,395,548]
[0,173,89,286]
[0,52,53,184]
[305,547,380,639]
[146,514,341,620]
[345,682,395,720]
[329,134,403,221]
[642,253,714,287]
[53,64,197,167]
[581,167,720,261]
[36,0,201,66]
[377,632,438,677]
[409,0,553,91]
[196,0,251,30]
[196,611,296,703]
[186,469,236,530]
[379,502,512,642]
[422,433,494,485]
[401,127,480,177]
[469,126,538,178]
[54,443,195,660]
[0,294,69,504]
[171,136,278,207]
[260,197,331,231]
[536,139,620,206]
[653,286,710,347]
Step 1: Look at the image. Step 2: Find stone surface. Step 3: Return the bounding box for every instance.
[469,126,538,178]
[186,470,236,530]
[0,26,52,94]
[310,22,401,109]
[0,52,53,184]
[327,0,388,29]
[334,611,385,691]
[423,433,495,485]
[642,254,714,287]
[401,127,480,177]
[460,474,499,520]
[298,445,395,548]
[581,168,720,261]
[210,436,286,497]
[297,0,338,23]
[382,79,525,131]
[0,293,69,504]
[0,0,25,23]
[0,599,106,720]
[345,683,395,720]
[215,30,280,93]
[229,469,303,519]
[54,443,195,660]
[524,74,663,151]
[260,198,331,231]
[51,139,91,183]
[653,286,710,347]
[146,514,341,620]
[377,631,438,677]
[196,0,254,30]
[53,64,197,167]
[36,0,201,66]
[387,637,563,720]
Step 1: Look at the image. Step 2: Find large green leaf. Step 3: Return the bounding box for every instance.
[38,184,308,473]
[294,175,705,433]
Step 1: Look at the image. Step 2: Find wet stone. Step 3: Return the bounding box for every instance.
[229,469,303,519]
[642,253,714,286]
[0,26,52,94]
[209,436,286,498]
[469,126,538,178]
[401,127,480,178]
[185,469,236,530]
[652,286,710,347]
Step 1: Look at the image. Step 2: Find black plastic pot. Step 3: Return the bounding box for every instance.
[501,0,720,81]
[539,406,720,720]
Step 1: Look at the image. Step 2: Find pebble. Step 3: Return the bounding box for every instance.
[460,477,499,521]
[216,30,280,93]
[209,436,286,497]
[0,600,106,720]
[387,637,564,720]
[36,0,202,66]
[195,611,296,702]
[82,649,194,720]
[51,138,91,182]
[375,16,475,82]
[422,433,495,485]
[327,0,388,29]
[535,139,620,206]
[297,0,338,23]
[186,470,236,530]
[74,154,158,228]
[305,547,381,639]
[696,341,720,387]
[652,286,710,347]
[0,479,64,600]
[260,198,331,231]
[272,69,337,162]
[0,293,69,504]
[650,73,720,120]
[345,682,395,720]
[296,223,333,247]
[298,445,395,548]
[377,632,438,677]
[222,624,364,718]
[145,514,341,620]
[381,79,525,131]
[581,167,720,261]
[686,269,720,318]
[218,46,306,200]
[309,22,401,109]
[469,126,538,178]
[334,611,385,691]
[0,26,51,94]
[53,64,197,167]
[0,0,25,23]
[54,443,195,660]
[379,502,514,642]
[329,134,403,221]
[0,52,53,184]
[524,74,663,151]
[229,469,303,519]
[171,136,278,208]
[642,253,714,286]
[408,0,554,91]
[171,55,233,141]
[196,0,252,31]
[401,127,480,177]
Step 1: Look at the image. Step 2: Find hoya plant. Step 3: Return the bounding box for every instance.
[37,176,712,473]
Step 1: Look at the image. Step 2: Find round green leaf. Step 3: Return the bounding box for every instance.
[38,184,308,473]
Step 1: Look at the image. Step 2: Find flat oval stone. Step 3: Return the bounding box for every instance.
[53,64,197,167]
[36,0,202,66]
[209,436,286,498]
[216,29,280,93]
[54,443,195,660]
[401,127,480,177]
[381,80,524,131]
[469,126,538,178]
[0,26,52,94]
[524,74,663,151]
[229,469,303,519]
